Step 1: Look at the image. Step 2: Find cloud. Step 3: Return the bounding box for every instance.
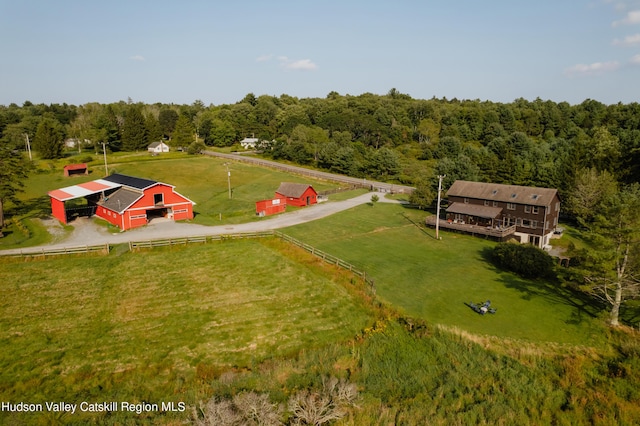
[255,54,318,70]
[612,9,640,26]
[613,33,640,45]
[631,53,640,63]
[280,58,318,71]
[130,55,145,61]
[564,61,621,76]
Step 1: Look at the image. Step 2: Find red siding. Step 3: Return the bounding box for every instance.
[256,199,287,216]
[275,187,317,207]
[50,198,67,224]
[96,206,122,228]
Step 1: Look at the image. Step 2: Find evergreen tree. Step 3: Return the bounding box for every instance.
[33,118,64,159]
[122,106,147,151]
[171,114,194,148]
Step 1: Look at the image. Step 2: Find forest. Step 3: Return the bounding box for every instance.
[1,91,638,200]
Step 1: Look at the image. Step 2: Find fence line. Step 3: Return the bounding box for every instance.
[0,243,110,258]
[3,231,375,293]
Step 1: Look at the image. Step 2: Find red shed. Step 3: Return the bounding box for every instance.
[48,173,195,230]
[275,182,317,207]
[63,163,88,177]
[256,198,286,216]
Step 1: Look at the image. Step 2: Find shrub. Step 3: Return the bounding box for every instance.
[491,242,556,279]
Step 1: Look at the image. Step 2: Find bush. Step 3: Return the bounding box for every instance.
[491,242,556,279]
[188,141,206,155]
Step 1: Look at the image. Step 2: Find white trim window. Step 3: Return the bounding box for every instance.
[524,205,531,213]
[507,203,516,210]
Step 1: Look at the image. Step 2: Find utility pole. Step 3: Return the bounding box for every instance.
[435,174,445,240]
[225,163,231,199]
[23,133,32,161]
[102,142,108,176]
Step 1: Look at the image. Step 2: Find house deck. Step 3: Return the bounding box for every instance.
[425,216,517,240]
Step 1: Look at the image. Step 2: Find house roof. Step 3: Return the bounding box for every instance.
[275,182,316,198]
[48,179,122,201]
[148,141,168,148]
[446,180,558,207]
[103,173,159,190]
[99,187,143,214]
[446,202,503,219]
[240,137,259,143]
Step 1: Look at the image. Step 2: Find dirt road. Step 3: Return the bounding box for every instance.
[1,193,401,255]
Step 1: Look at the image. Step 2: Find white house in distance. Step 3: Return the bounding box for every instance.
[148,141,170,153]
[240,137,259,149]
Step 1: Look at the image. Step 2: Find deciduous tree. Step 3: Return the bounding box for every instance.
[581,184,640,326]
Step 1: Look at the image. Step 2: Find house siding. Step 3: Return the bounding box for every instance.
[446,181,561,248]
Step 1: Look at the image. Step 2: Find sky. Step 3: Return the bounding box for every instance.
[1,0,639,106]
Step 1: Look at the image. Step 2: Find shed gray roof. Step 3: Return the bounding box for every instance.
[99,187,143,213]
[275,182,315,198]
[446,180,558,207]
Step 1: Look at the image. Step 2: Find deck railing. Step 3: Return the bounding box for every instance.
[425,216,517,239]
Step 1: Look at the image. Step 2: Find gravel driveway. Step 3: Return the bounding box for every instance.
[1,193,402,255]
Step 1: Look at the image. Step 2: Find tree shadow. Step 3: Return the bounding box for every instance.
[478,247,605,323]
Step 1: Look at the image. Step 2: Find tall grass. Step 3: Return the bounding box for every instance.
[0,238,376,424]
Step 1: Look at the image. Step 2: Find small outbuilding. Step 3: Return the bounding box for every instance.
[255,198,286,217]
[148,141,170,153]
[275,182,317,207]
[63,163,88,177]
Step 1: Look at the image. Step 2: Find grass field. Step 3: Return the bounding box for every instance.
[283,203,608,346]
[0,238,376,423]
[0,154,343,249]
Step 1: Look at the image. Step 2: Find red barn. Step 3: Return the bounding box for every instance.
[275,182,317,207]
[48,174,195,230]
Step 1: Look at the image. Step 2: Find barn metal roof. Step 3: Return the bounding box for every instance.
[48,179,122,202]
[103,173,159,190]
[99,187,144,214]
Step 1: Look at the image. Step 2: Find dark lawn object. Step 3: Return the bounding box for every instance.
[467,300,497,315]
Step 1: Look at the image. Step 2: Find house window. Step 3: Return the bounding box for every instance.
[493,201,498,207]
[507,203,516,210]
[524,205,531,213]
[532,206,539,214]
[516,218,522,226]
[556,202,560,211]
[522,219,531,227]
[464,198,469,204]
[484,200,489,206]
[554,217,558,226]
[532,220,537,229]
[154,193,164,205]
[545,221,549,230]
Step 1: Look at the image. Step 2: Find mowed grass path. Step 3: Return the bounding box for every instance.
[0,239,374,404]
[111,156,338,225]
[284,203,606,346]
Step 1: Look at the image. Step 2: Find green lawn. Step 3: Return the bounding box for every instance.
[283,203,607,346]
[1,155,343,250]
[0,238,374,423]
